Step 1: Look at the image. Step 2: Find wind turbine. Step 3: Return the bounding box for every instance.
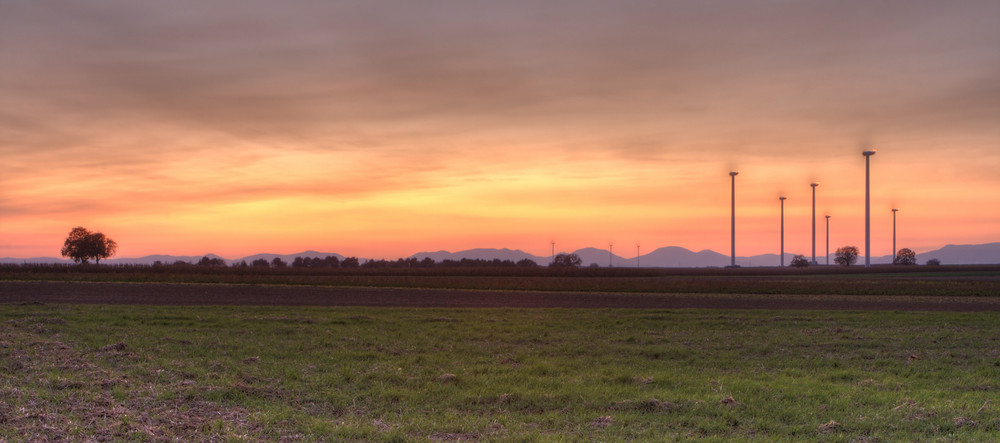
[863,150,876,268]
[730,171,739,267]
[892,208,899,263]
[810,182,819,264]
[608,243,614,268]
[636,243,640,268]
[779,196,787,267]
[825,215,831,265]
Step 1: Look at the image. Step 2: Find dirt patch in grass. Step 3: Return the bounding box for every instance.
[589,415,614,428]
[430,432,480,441]
[612,398,678,412]
[818,419,839,433]
[631,376,654,385]
[499,357,520,367]
[954,416,976,427]
[99,341,127,352]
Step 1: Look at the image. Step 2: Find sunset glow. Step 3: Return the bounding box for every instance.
[2,1,998,260]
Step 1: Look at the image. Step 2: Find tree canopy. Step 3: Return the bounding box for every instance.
[549,253,582,268]
[60,226,117,264]
[893,248,917,265]
[789,255,810,267]
[834,246,859,267]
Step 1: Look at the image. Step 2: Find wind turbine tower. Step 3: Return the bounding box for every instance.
[730,171,739,267]
[810,183,819,264]
[863,150,876,268]
[825,215,831,265]
[779,196,787,267]
[892,208,899,262]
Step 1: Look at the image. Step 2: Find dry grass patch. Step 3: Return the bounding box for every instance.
[0,315,275,440]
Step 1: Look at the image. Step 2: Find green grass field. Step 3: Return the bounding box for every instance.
[3,303,998,441]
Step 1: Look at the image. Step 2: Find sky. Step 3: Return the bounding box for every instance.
[2,0,999,260]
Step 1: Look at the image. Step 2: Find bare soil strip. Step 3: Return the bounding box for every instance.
[3,281,999,311]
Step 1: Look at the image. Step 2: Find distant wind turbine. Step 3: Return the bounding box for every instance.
[811,182,819,264]
[863,149,876,268]
[825,215,831,265]
[730,171,739,267]
[892,208,899,262]
[779,196,787,267]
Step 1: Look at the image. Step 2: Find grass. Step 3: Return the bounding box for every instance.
[3,303,998,441]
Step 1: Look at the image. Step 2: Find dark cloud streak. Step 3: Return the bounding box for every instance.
[2,0,998,176]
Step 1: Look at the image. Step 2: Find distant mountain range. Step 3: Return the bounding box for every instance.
[3,243,998,267]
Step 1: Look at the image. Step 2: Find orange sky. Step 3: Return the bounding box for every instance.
[2,1,998,260]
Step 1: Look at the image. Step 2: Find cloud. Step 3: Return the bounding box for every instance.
[2,0,999,257]
[5,1,998,154]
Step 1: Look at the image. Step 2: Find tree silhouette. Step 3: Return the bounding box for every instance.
[790,255,810,267]
[549,253,582,268]
[516,258,538,267]
[341,257,360,268]
[834,246,859,267]
[60,226,117,264]
[893,248,916,265]
[926,258,941,266]
[198,256,226,267]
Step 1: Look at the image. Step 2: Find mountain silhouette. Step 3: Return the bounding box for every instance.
[3,243,998,266]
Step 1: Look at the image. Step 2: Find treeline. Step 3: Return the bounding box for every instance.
[4,262,995,282]
[182,256,539,269]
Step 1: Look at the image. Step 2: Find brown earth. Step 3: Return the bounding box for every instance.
[3,281,1000,311]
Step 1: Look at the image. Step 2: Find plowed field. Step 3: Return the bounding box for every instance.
[3,281,999,311]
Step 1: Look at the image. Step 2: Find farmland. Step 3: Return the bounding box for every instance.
[4,263,1000,296]
[2,265,999,441]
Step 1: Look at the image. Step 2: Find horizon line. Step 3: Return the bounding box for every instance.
[5,241,995,263]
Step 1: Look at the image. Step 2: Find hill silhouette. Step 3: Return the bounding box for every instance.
[3,243,997,267]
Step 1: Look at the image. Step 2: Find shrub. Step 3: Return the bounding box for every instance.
[790,255,810,267]
[549,253,582,268]
[893,248,916,265]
